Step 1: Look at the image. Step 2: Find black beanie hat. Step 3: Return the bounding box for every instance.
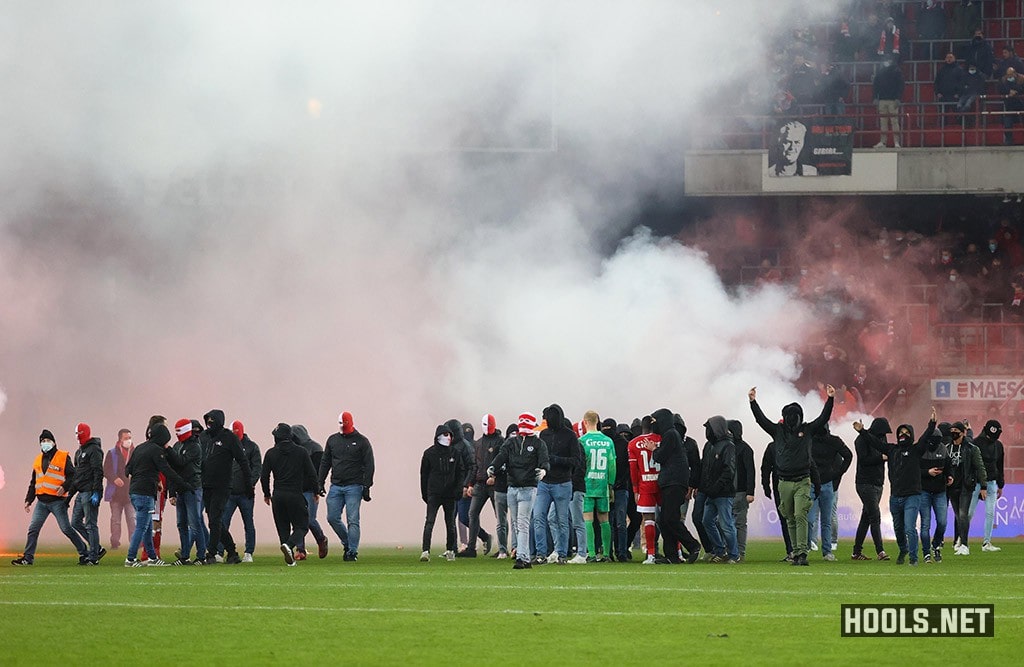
[951,421,966,433]
[273,423,293,443]
[39,429,56,443]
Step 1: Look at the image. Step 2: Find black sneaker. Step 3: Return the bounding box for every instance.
[343,551,358,562]
[685,550,700,564]
[79,555,92,565]
[11,557,32,566]
[456,549,477,558]
[483,534,493,556]
[896,552,907,565]
[934,548,942,563]
[225,552,242,565]
[191,557,206,566]
[709,555,725,564]
[96,547,107,562]
[513,559,531,569]
[204,556,218,565]
[531,556,547,566]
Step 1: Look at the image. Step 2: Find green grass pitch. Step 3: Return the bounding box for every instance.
[2,540,1020,665]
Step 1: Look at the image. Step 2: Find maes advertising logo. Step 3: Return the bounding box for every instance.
[841,605,994,637]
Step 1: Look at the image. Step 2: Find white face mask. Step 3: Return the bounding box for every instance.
[122,438,132,448]
[950,274,958,282]
[437,434,451,447]
[40,441,55,453]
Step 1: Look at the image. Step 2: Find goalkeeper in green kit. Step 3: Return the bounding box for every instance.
[579,411,616,562]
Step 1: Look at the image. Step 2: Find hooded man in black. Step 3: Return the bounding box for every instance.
[261,424,317,566]
[808,424,853,561]
[749,385,834,566]
[652,409,700,563]
[170,419,207,565]
[728,420,756,561]
[420,424,467,562]
[222,420,261,562]
[603,419,632,562]
[460,415,501,558]
[946,419,987,554]
[970,419,1005,551]
[675,413,705,554]
[70,423,105,564]
[200,409,251,565]
[700,416,738,563]
[919,423,952,562]
[125,424,189,566]
[856,409,933,565]
[536,404,582,564]
[852,417,891,560]
[291,424,328,560]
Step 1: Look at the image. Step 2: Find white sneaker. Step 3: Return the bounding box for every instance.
[831,542,838,552]
[546,551,560,564]
[874,141,886,149]
[982,542,1001,552]
[444,550,456,562]
[146,558,171,567]
[893,142,901,148]
[642,555,656,565]
[214,554,224,563]
[420,550,430,562]
[496,552,508,560]
[568,554,588,564]
[823,553,836,561]
[242,553,253,563]
[809,541,819,551]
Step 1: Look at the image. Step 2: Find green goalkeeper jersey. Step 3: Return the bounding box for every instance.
[580,431,616,498]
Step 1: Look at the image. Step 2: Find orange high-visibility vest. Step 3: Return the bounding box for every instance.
[33,449,70,498]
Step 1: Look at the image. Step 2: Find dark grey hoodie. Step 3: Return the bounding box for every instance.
[700,416,736,498]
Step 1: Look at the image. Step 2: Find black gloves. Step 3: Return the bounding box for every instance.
[763,486,772,500]
[814,484,822,498]
[362,487,372,502]
[317,487,326,497]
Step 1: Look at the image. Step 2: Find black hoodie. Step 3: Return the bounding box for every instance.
[727,420,756,497]
[602,419,631,491]
[261,425,317,496]
[201,410,251,490]
[470,428,505,487]
[126,425,188,498]
[750,396,832,482]
[867,422,929,497]
[676,413,701,490]
[855,418,891,487]
[444,418,474,490]
[811,426,853,486]
[291,425,321,493]
[973,420,1005,489]
[919,427,952,494]
[652,408,689,489]
[230,434,262,496]
[540,404,583,485]
[70,437,104,494]
[171,433,203,495]
[421,425,468,501]
[700,416,736,498]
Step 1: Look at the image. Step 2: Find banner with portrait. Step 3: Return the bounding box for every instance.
[765,117,853,177]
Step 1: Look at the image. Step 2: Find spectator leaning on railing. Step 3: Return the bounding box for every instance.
[998,68,1024,145]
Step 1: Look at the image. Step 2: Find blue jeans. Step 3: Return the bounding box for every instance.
[507,486,536,561]
[326,484,362,554]
[23,498,87,561]
[71,494,101,560]
[612,488,630,558]
[222,494,256,555]
[807,481,835,556]
[890,494,921,562]
[176,489,207,560]
[569,490,585,556]
[919,490,948,553]
[703,495,739,561]
[299,491,327,552]
[127,494,158,561]
[533,480,571,558]
[968,481,998,543]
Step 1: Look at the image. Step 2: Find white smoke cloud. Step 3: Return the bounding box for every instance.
[0,1,843,546]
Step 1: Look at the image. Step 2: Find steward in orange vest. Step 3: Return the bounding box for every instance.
[10,429,89,566]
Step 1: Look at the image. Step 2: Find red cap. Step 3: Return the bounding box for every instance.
[232,420,244,441]
[76,422,91,445]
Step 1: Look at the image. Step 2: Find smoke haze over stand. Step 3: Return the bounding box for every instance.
[0,1,846,549]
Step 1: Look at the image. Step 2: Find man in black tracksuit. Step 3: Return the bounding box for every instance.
[536,404,581,563]
[808,425,853,560]
[971,419,1005,550]
[652,409,700,563]
[603,419,633,562]
[261,423,317,566]
[700,416,738,563]
[761,441,794,560]
[70,428,105,564]
[946,420,987,554]
[420,424,468,561]
[749,385,834,566]
[852,418,891,560]
[460,415,502,557]
[919,425,951,562]
[201,409,251,565]
[319,413,375,561]
[857,414,931,565]
[292,425,328,559]
[728,420,756,561]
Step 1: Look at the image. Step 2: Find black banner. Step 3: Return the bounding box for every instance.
[766,117,853,177]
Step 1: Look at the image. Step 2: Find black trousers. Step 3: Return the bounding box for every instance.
[423,496,457,552]
[272,491,309,548]
[204,487,237,556]
[692,492,712,552]
[948,484,974,546]
[771,485,794,555]
[854,483,884,555]
[466,484,494,551]
[660,485,701,559]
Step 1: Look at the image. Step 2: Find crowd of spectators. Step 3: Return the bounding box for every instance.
[744,1,1024,145]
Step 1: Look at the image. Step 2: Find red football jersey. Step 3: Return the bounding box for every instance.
[628,434,661,496]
